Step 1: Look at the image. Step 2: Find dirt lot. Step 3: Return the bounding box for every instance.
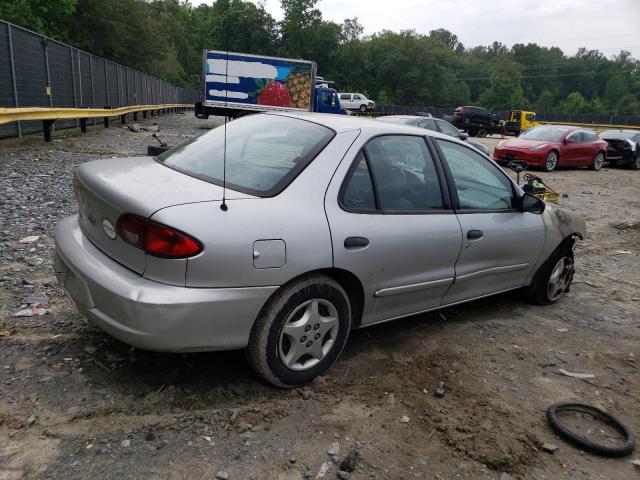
[1,115,639,480]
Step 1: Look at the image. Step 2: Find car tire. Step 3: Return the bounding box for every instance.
[589,152,605,171]
[543,151,559,172]
[627,156,640,170]
[477,128,488,138]
[246,274,351,388]
[464,117,471,125]
[526,241,575,306]
[147,144,171,156]
[359,104,367,113]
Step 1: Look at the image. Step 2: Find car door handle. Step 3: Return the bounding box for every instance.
[467,230,484,240]
[344,237,369,249]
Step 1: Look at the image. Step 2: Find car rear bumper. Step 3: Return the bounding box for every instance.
[54,215,278,352]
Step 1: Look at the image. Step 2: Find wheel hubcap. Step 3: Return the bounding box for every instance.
[278,299,339,371]
[547,257,573,301]
[546,153,558,170]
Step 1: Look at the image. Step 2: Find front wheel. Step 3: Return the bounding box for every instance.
[359,104,367,113]
[590,152,605,171]
[627,155,640,170]
[543,151,559,172]
[247,275,351,388]
[527,243,575,305]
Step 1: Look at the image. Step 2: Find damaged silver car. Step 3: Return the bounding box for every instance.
[55,112,586,387]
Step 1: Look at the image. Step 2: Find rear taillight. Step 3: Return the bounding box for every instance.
[116,213,202,258]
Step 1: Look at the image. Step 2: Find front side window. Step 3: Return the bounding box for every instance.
[340,135,444,211]
[567,131,583,142]
[437,139,513,210]
[436,120,462,138]
[353,94,362,100]
[320,91,335,106]
[581,131,597,141]
[158,114,334,197]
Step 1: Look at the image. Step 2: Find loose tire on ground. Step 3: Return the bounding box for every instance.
[246,274,352,388]
[147,144,171,156]
[547,403,635,457]
[526,240,575,305]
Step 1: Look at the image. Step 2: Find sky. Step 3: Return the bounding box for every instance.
[192,0,640,58]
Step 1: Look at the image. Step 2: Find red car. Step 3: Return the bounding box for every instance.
[494,125,608,172]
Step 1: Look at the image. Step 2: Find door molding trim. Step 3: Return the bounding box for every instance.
[374,277,453,297]
[455,263,530,283]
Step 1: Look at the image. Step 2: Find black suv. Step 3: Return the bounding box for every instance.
[452,106,500,127]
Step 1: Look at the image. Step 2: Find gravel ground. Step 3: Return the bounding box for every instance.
[1,115,639,480]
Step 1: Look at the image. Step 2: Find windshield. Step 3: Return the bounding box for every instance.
[521,126,571,142]
[157,114,334,197]
[600,130,638,140]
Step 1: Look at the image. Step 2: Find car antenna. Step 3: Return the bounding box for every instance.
[220,6,230,212]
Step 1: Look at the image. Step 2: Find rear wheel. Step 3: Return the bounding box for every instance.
[590,152,605,171]
[527,242,575,305]
[247,275,351,388]
[543,151,559,172]
[477,128,488,138]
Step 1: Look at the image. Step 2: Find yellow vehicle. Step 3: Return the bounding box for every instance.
[507,110,537,135]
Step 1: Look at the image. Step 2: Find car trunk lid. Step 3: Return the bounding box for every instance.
[75,156,248,275]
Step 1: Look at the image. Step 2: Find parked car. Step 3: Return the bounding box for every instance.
[55,112,585,387]
[599,129,640,170]
[452,106,500,127]
[494,125,608,172]
[377,115,489,155]
[339,93,375,112]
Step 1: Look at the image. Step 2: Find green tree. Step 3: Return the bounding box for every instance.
[0,0,76,40]
[535,90,554,112]
[557,92,589,113]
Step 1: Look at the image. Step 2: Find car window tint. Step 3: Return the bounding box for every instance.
[582,131,597,141]
[437,139,513,210]
[436,120,461,138]
[365,136,443,210]
[158,114,333,197]
[341,152,376,210]
[417,118,436,130]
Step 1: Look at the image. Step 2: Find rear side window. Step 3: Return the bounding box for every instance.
[582,131,598,141]
[157,114,334,197]
[340,135,444,212]
[340,94,350,100]
[436,120,461,138]
[417,118,437,130]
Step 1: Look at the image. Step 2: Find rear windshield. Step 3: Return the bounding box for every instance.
[521,126,571,142]
[600,130,639,140]
[157,114,334,197]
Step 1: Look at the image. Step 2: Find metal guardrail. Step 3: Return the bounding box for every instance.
[0,20,201,139]
[0,104,193,141]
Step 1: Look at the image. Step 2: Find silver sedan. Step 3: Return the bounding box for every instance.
[55,112,586,387]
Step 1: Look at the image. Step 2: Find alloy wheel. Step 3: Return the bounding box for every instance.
[547,257,573,301]
[545,152,558,171]
[593,152,604,170]
[278,299,339,372]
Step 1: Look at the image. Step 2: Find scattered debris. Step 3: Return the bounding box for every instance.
[316,461,332,478]
[499,473,515,480]
[215,469,229,480]
[541,442,559,454]
[24,295,49,305]
[385,392,396,405]
[0,330,11,337]
[141,124,159,132]
[13,305,47,317]
[128,123,142,133]
[632,459,640,470]
[434,381,446,398]
[556,328,570,333]
[400,415,410,423]
[328,442,340,457]
[558,369,595,379]
[612,221,638,230]
[339,448,359,473]
[83,345,98,355]
[614,250,633,255]
[25,414,37,427]
[337,471,350,480]
[120,439,131,448]
[18,235,40,244]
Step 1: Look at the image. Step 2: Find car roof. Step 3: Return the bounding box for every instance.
[263,111,456,140]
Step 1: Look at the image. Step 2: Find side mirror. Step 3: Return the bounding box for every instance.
[460,132,468,140]
[520,192,545,214]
